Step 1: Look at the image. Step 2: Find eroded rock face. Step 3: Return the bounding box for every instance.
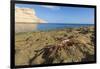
[15,26,95,65]
[15,8,46,33]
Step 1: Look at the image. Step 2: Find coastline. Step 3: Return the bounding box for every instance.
[15,26,95,65]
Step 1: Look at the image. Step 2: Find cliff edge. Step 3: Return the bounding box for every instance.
[15,8,46,32]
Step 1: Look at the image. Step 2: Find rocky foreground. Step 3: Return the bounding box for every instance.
[15,26,95,66]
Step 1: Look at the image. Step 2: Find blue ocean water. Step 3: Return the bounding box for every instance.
[37,23,94,31]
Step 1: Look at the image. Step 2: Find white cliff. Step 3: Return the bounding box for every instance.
[15,8,46,32]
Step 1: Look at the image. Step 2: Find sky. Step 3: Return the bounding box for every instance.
[15,4,94,24]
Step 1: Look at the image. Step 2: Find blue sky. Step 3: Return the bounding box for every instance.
[15,4,94,24]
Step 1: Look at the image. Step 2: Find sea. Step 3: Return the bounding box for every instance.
[37,23,94,31]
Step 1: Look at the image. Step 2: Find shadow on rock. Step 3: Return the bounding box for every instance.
[29,45,56,65]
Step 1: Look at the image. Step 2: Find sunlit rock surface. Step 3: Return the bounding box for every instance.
[15,8,46,33]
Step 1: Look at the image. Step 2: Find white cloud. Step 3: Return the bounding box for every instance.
[42,5,56,8]
[42,5,60,10]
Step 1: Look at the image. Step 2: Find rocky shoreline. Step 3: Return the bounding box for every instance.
[15,26,95,65]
